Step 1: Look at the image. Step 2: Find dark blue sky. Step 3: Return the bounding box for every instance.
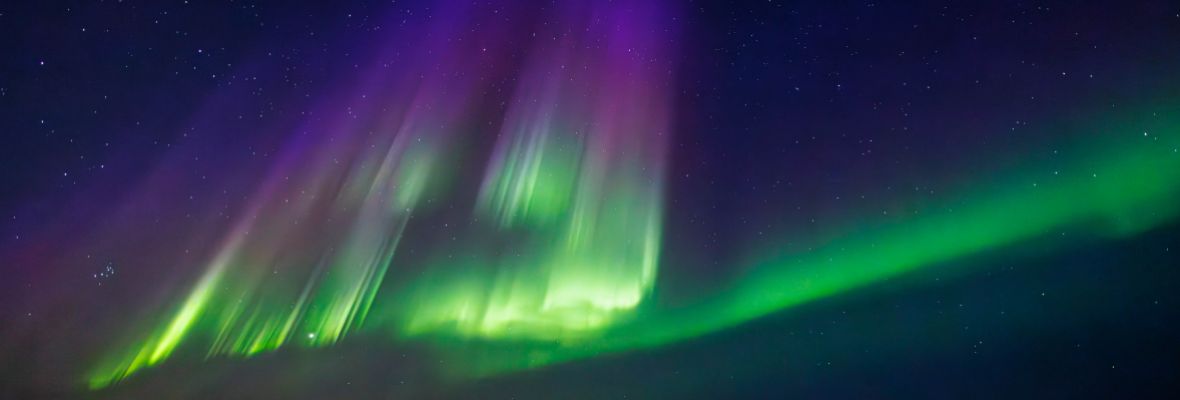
[3,1,1180,398]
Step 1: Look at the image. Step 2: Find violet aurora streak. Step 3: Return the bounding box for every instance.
[66,0,1180,390]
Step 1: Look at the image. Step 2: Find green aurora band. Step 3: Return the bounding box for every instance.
[405,104,1180,378]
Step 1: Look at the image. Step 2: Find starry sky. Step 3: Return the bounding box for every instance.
[3,0,1180,398]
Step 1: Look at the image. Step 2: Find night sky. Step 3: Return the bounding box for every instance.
[3,1,1180,398]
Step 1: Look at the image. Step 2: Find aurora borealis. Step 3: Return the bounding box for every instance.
[82,1,674,386]
[4,0,1180,398]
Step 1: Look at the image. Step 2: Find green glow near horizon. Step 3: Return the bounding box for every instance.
[400,170,662,340]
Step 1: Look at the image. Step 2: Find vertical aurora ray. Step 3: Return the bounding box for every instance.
[299,135,432,346]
